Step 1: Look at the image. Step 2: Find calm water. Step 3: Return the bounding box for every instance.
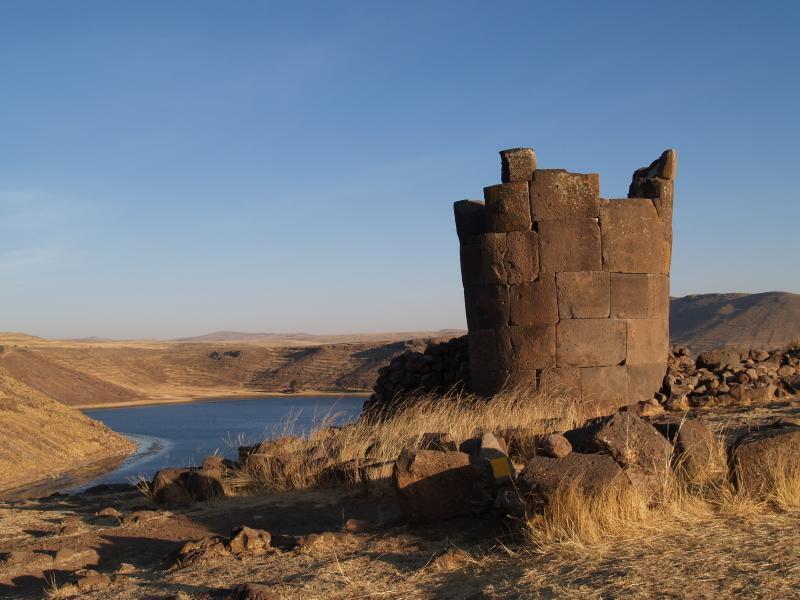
[78,395,364,489]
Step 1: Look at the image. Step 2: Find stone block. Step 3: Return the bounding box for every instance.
[538,367,581,398]
[610,273,669,319]
[484,182,531,232]
[470,369,507,397]
[732,427,800,499]
[509,275,558,326]
[453,200,486,242]
[464,285,509,330]
[502,368,539,391]
[600,198,657,218]
[600,201,664,273]
[556,271,610,319]
[393,449,494,521]
[459,242,482,287]
[580,366,628,407]
[468,329,499,373]
[628,177,674,202]
[538,219,602,272]
[504,230,539,284]
[557,319,627,367]
[627,363,666,402]
[497,325,556,370]
[500,148,537,183]
[626,318,668,365]
[530,169,600,220]
[475,233,507,285]
[632,149,677,181]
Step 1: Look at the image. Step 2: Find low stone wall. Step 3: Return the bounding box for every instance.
[663,346,800,409]
[362,336,469,418]
[455,147,676,415]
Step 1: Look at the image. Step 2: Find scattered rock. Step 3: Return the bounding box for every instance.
[393,449,494,522]
[227,527,271,555]
[344,518,373,533]
[96,507,122,519]
[74,569,111,590]
[228,583,280,600]
[171,536,228,569]
[540,433,572,458]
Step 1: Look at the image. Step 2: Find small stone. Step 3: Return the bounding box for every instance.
[75,569,111,590]
[227,527,271,555]
[344,518,372,533]
[228,582,280,600]
[539,433,572,458]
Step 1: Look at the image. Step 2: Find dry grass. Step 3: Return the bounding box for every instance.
[227,387,579,493]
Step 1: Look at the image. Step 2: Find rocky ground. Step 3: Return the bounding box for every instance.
[3,396,800,599]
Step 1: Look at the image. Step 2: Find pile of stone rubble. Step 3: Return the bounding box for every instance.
[662,346,800,411]
[363,336,469,418]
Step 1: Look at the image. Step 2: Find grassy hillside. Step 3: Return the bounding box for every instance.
[0,333,454,407]
[0,369,135,493]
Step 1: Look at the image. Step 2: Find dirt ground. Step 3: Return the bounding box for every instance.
[3,401,800,599]
[2,482,800,599]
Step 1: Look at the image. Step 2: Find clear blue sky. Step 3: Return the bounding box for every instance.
[1,1,798,339]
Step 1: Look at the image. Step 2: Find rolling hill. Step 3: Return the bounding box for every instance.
[670,291,800,352]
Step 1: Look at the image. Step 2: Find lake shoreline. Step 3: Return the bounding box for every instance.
[75,389,370,410]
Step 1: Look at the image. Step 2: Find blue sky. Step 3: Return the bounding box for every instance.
[1,1,798,339]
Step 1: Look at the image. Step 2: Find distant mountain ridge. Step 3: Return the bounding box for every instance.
[670,291,800,353]
[171,330,466,345]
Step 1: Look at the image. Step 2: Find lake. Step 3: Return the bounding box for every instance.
[77,395,365,490]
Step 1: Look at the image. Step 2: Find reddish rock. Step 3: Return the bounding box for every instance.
[227,527,272,555]
[393,449,494,521]
[540,433,572,458]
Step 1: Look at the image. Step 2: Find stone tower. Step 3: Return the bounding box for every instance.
[454,148,676,415]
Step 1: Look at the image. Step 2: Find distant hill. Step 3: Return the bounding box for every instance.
[171,330,466,346]
[0,332,462,407]
[670,291,800,353]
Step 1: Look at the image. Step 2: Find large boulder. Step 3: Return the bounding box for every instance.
[654,420,718,483]
[151,468,193,506]
[519,453,626,507]
[151,466,225,505]
[565,411,674,474]
[393,449,493,521]
[732,426,800,499]
[696,349,741,370]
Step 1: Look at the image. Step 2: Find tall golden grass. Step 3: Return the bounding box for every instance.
[225,386,800,551]
[227,387,579,493]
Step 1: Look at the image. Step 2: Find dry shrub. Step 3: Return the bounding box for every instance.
[526,476,653,550]
[733,442,800,511]
[227,386,579,493]
[770,449,800,510]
